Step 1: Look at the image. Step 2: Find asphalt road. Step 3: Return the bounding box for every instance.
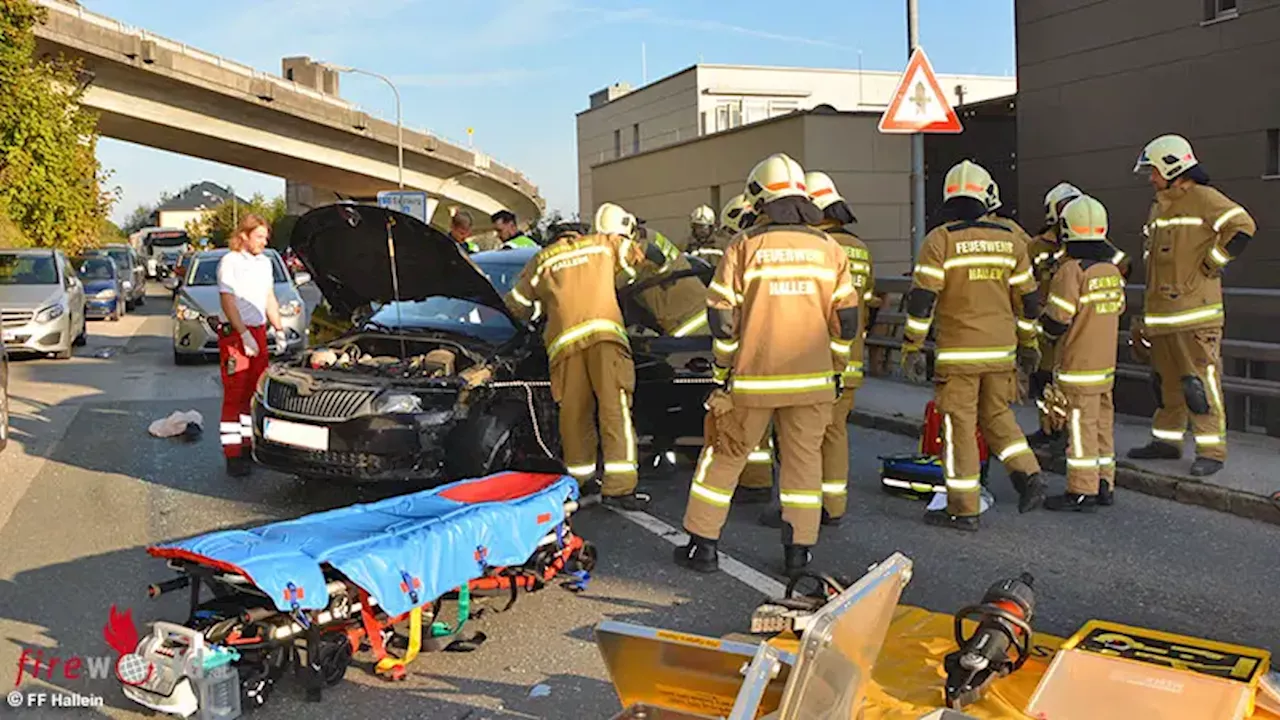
[1,283,1277,719]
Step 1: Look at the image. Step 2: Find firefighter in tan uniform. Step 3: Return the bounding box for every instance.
[675,153,858,575]
[1127,135,1255,477]
[902,160,1047,531]
[1038,196,1126,511]
[680,205,717,254]
[614,218,710,337]
[686,201,735,266]
[505,202,668,509]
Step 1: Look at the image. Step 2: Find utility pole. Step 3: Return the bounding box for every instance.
[908,0,925,264]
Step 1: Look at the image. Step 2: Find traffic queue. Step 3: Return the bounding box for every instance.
[207,132,1255,578]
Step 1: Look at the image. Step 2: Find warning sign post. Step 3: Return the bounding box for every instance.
[878,48,963,134]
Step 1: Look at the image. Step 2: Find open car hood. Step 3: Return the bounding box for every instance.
[291,204,522,327]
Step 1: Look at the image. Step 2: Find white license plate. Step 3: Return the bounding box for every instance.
[263,417,330,451]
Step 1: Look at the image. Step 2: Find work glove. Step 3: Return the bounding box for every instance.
[240,330,260,358]
[1016,345,1041,379]
[712,364,730,387]
[270,328,287,355]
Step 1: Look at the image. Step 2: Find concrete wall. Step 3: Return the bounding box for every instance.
[591,111,914,275]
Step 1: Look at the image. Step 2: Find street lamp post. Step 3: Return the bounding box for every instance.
[320,63,403,188]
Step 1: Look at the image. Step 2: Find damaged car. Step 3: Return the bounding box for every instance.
[250,204,718,484]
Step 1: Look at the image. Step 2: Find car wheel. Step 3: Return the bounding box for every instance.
[445,402,527,479]
[73,319,87,347]
[52,348,72,360]
[173,350,195,366]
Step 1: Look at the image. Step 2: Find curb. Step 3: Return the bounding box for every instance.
[848,408,1280,527]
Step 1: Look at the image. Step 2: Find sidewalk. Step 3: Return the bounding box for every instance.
[848,376,1280,526]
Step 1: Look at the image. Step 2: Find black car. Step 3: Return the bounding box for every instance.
[250,204,718,483]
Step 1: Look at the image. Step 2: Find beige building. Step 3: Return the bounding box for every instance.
[577,63,1016,219]
[592,109,917,275]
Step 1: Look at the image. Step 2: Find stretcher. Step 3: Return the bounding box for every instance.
[120,471,595,718]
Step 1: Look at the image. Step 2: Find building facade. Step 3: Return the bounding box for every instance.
[577,63,1017,219]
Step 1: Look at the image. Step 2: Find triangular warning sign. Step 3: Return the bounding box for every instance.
[878,47,963,134]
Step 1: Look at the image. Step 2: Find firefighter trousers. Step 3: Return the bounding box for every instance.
[821,390,857,518]
[685,403,827,546]
[550,341,638,496]
[935,371,1041,517]
[1149,328,1226,462]
[218,325,268,459]
[738,427,775,490]
[1034,334,1059,433]
[1063,389,1115,495]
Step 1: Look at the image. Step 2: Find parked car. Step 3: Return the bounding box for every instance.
[85,244,146,310]
[0,249,88,360]
[153,246,186,279]
[0,344,8,453]
[76,256,126,321]
[170,248,311,365]
[249,204,717,484]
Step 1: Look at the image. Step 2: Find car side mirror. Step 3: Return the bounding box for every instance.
[293,271,312,286]
[163,277,180,291]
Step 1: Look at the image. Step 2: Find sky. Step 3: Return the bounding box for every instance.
[87,0,1016,223]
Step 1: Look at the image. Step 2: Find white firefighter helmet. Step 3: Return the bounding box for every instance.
[719,193,753,231]
[942,160,993,203]
[1043,182,1082,225]
[804,171,844,210]
[986,180,1002,212]
[1059,195,1108,242]
[1134,134,1198,180]
[744,153,807,209]
[690,205,715,226]
[593,202,637,238]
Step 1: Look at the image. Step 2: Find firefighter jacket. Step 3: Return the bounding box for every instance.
[1043,258,1126,394]
[987,214,1034,318]
[505,232,649,364]
[708,223,857,408]
[626,231,710,337]
[905,218,1040,374]
[688,228,732,266]
[819,222,876,388]
[1141,183,1255,337]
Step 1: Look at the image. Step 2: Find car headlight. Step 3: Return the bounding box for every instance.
[34,304,65,323]
[372,393,423,415]
[174,303,202,321]
[95,289,117,300]
[280,299,303,317]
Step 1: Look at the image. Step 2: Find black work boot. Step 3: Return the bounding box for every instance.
[602,490,651,511]
[1127,441,1182,460]
[734,486,772,505]
[673,534,719,573]
[1189,456,1224,477]
[783,545,812,576]
[1044,493,1098,513]
[225,456,251,478]
[923,510,979,532]
[1010,471,1047,513]
[1027,429,1061,450]
[1097,482,1115,506]
[820,508,843,527]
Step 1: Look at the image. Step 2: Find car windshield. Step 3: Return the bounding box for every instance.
[100,249,130,267]
[79,258,116,281]
[187,253,289,286]
[367,258,525,343]
[0,254,59,285]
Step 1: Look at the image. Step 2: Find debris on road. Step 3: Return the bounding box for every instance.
[528,684,551,698]
[148,410,204,441]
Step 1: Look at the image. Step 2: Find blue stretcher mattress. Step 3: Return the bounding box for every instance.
[150,471,580,617]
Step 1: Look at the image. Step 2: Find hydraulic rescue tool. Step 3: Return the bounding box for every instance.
[943,572,1036,709]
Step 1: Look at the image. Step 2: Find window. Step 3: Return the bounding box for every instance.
[613,129,621,159]
[632,123,640,154]
[715,101,742,132]
[700,112,708,136]
[1268,129,1279,177]
[743,99,769,125]
[1203,0,1238,21]
[768,100,799,118]
[285,68,294,81]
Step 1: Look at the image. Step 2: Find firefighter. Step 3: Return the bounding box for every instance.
[491,210,539,249]
[1037,195,1126,511]
[683,205,716,253]
[504,202,668,508]
[902,160,1047,531]
[686,197,741,265]
[216,214,286,477]
[1024,182,1080,448]
[1127,134,1255,477]
[675,153,858,575]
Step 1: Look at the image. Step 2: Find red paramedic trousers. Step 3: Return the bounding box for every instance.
[219,325,268,459]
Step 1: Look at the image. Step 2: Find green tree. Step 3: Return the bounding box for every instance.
[0,0,116,253]
[185,193,287,247]
[121,203,156,234]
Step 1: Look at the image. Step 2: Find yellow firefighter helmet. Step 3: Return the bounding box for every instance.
[1059,195,1108,242]
[593,202,637,239]
[942,160,993,203]
[744,153,808,210]
[1134,134,1198,180]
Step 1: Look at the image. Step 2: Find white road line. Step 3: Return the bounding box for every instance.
[603,506,786,598]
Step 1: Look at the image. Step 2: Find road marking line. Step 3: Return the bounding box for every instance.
[602,506,786,598]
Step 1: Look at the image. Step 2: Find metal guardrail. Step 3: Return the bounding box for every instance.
[868,276,1280,401]
[35,0,531,190]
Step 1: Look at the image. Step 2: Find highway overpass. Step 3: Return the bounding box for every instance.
[31,0,544,224]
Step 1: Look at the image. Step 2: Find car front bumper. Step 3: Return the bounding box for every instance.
[1,311,71,354]
[85,297,120,318]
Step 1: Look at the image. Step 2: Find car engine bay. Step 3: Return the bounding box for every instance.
[296,333,484,381]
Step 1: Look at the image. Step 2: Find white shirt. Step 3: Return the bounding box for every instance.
[216,250,274,327]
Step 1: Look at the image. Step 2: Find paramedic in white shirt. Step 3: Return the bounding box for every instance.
[216,214,285,477]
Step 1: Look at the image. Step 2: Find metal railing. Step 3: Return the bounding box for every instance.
[35,0,534,195]
[867,277,1280,401]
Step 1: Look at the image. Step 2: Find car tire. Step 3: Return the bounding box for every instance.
[445,402,529,479]
[73,321,87,347]
[173,350,195,366]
